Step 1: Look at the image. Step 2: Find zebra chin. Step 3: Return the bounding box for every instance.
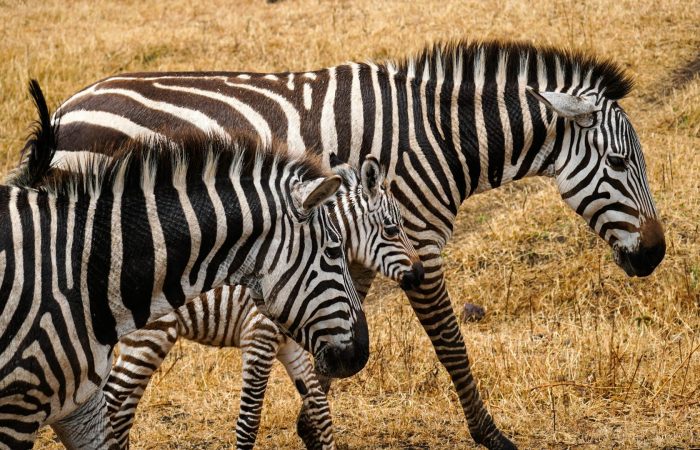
[312,309,370,378]
[613,220,666,277]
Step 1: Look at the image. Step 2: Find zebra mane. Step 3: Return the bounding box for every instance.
[39,132,329,199]
[391,39,634,100]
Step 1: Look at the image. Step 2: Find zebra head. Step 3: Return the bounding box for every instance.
[329,155,424,290]
[528,88,665,277]
[252,173,368,379]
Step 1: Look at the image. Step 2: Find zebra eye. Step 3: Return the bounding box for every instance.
[383,218,400,237]
[324,245,343,260]
[606,154,627,171]
[385,226,400,237]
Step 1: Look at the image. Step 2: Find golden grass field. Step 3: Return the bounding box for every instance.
[2,0,699,448]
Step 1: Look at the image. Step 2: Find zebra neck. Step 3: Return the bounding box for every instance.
[449,80,561,197]
[332,65,560,212]
[397,66,559,199]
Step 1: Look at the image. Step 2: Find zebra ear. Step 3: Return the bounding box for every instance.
[526,87,598,126]
[294,175,342,211]
[361,156,384,199]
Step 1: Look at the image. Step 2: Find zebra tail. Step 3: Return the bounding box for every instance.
[17,79,58,188]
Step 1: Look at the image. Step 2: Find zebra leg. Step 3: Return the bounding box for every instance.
[104,317,179,449]
[277,339,335,450]
[236,327,283,450]
[51,389,119,450]
[405,255,516,450]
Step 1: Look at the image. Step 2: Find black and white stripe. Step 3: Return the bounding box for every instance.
[104,158,421,449]
[0,82,367,449]
[48,40,665,449]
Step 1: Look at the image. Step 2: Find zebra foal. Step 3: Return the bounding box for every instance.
[0,81,367,449]
[105,157,421,449]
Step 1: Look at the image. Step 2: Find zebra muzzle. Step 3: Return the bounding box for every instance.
[400,261,425,290]
[616,219,666,277]
[313,309,369,378]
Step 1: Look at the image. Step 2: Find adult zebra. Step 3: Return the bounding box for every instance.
[0,81,368,449]
[50,40,666,449]
[105,157,420,450]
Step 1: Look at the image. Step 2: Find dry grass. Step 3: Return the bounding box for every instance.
[1,0,699,448]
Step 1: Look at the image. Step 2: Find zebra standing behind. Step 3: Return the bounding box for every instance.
[0,81,368,449]
[47,40,665,449]
[105,156,422,449]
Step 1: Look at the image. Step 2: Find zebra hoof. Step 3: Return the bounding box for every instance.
[482,433,517,450]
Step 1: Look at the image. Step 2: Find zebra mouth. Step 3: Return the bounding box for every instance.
[314,341,369,378]
[613,244,665,278]
[313,309,369,378]
[615,250,637,277]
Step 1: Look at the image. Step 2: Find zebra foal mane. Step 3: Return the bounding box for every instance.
[38,132,326,201]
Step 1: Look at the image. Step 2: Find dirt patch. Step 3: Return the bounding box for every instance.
[649,50,700,101]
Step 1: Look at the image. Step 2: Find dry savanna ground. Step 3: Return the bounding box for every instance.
[1,0,699,448]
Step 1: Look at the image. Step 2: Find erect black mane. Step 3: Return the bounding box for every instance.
[392,39,634,100]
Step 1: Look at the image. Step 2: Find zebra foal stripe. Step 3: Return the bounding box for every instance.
[0,81,366,449]
[46,39,665,449]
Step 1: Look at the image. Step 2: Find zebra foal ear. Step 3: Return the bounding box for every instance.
[361,156,385,199]
[526,86,598,127]
[294,175,342,211]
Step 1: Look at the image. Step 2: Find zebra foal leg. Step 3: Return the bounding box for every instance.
[277,340,335,450]
[104,318,179,448]
[236,327,283,450]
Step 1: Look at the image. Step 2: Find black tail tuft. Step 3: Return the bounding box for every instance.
[23,79,58,187]
[7,79,59,188]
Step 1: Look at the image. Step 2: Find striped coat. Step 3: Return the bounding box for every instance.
[47,40,665,449]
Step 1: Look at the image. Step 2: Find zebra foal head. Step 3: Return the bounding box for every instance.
[528,84,665,277]
[329,154,424,290]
